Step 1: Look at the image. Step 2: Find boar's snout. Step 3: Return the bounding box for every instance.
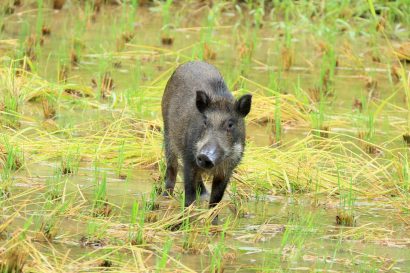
[196,143,222,169]
[196,154,214,169]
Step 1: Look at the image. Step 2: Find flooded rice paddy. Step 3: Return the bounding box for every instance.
[0,0,409,272]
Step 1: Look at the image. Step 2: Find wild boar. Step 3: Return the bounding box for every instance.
[161,61,252,214]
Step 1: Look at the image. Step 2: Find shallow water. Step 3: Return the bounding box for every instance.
[5,158,409,271]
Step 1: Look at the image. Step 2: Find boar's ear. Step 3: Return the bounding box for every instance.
[196,90,210,113]
[235,94,252,117]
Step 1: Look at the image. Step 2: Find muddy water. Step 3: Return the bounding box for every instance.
[1,2,410,272]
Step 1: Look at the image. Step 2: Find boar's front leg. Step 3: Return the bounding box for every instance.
[183,159,200,207]
[209,174,231,224]
[209,173,231,208]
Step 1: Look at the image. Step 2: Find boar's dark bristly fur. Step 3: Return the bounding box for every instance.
[161,61,252,219]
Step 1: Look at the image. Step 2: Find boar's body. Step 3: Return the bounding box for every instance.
[161,61,251,213]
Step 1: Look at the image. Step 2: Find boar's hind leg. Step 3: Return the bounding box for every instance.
[163,143,178,196]
[196,176,208,197]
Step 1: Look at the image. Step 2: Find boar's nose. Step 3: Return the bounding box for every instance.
[196,154,215,169]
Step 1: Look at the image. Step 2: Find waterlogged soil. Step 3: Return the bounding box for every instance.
[1,2,410,272]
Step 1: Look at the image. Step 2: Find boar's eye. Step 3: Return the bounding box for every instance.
[203,116,208,126]
[227,120,234,131]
